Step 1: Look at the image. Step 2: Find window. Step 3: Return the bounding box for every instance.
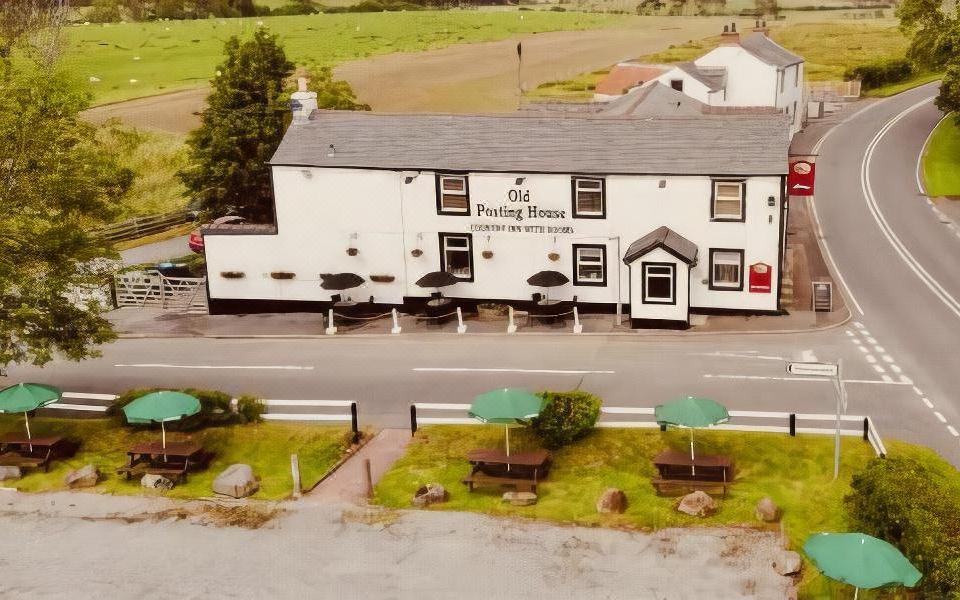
[572,177,605,218]
[436,175,469,215]
[792,100,797,124]
[778,70,784,93]
[573,244,607,286]
[642,262,675,304]
[439,233,474,281]
[709,249,744,291]
[670,79,684,92]
[711,180,745,221]
[794,65,800,87]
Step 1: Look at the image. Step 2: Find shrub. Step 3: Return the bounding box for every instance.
[107,388,263,430]
[844,58,913,90]
[845,456,960,595]
[530,390,601,449]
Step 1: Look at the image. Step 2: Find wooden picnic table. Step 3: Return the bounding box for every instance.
[0,434,78,472]
[463,448,551,493]
[117,441,210,483]
[652,448,734,497]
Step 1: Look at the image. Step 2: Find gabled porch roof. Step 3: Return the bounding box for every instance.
[623,226,698,265]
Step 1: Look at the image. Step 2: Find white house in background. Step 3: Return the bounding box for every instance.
[653,23,805,137]
[202,103,791,329]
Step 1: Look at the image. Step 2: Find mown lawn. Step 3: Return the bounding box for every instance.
[0,416,351,500]
[923,114,960,198]
[62,11,632,105]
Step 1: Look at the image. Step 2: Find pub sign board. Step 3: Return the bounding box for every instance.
[749,262,772,293]
[788,160,815,196]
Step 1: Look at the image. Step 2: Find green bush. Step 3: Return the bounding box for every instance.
[107,388,264,430]
[845,58,913,90]
[845,456,960,595]
[530,390,601,449]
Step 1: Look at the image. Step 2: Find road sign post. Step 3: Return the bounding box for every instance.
[786,360,844,480]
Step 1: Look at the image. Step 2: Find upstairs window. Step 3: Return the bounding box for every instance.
[572,177,605,218]
[711,180,745,221]
[439,232,474,281]
[670,79,684,92]
[436,175,469,215]
[709,249,744,291]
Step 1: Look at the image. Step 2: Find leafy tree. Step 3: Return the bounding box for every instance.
[0,63,129,372]
[300,65,371,111]
[88,0,122,22]
[179,29,294,222]
[936,64,960,119]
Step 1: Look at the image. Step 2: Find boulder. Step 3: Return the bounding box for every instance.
[212,464,259,499]
[773,550,803,576]
[502,491,537,506]
[756,497,781,522]
[0,466,21,481]
[141,473,174,490]
[64,464,99,489]
[677,490,718,517]
[596,488,628,514]
[411,483,447,507]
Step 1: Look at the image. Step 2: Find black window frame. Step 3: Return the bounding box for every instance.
[708,248,745,291]
[710,179,746,222]
[670,79,684,92]
[641,261,676,305]
[571,177,606,219]
[435,173,471,216]
[572,243,607,287]
[438,232,474,282]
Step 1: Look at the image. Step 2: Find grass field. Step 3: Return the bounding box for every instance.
[0,416,351,500]
[923,114,960,198]
[63,11,632,105]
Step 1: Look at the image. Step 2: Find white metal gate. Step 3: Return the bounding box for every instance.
[114,271,207,314]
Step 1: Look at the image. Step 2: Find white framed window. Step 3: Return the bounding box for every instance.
[573,244,606,286]
[572,177,605,218]
[711,180,744,221]
[437,175,469,215]
[440,232,473,281]
[709,249,744,291]
[642,263,675,304]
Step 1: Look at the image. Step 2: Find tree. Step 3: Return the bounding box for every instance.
[0,62,130,372]
[301,66,371,111]
[0,0,68,64]
[936,64,960,118]
[179,29,294,222]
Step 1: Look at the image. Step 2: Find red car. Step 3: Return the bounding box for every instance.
[189,215,245,254]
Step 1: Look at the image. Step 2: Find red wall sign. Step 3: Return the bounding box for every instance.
[749,262,772,293]
[788,160,815,196]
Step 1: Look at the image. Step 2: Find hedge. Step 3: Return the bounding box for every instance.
[531,390,602,449]
[845,58,913,91]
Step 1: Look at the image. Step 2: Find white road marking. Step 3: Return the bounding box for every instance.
[860,330,872,337]
[853,322,865,329]
[900,375,913,385]
[948,426,959,437]
[882,374,893,383]
[872,364,887,374]
[934,411,947,423]
[881,355,894,363]
[704,375,907,385]
[913,386,924,396]
[851,338,863,345]
[413,367,615,374]
[923,397,934,408]
[858,346,869,353]
[865,355,877,363]
[114,363,314,370]
[890,365,902,374]
[807,193,865,314]
[845,330,855,337]
[800,350,817,362]
[874,346,886,353]
[845,379,910,385]
[865,337,877,344]
[916,112,945,195]
[690,352,786,361]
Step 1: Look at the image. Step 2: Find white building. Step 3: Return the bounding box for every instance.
[653,24,805,137]
[203,108,790,329]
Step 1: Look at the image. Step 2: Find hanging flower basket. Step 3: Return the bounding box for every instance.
[411,248,423,258]
[548,252,560,262]
[481,250,494,259]
[346,247,358,256]
[270,271,296,280]
[220,271,245,279]
[369,274,395,283]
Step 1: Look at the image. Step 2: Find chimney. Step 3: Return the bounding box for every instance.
[290,77,318,124]
[753,19,770,36]
[720,22,740,45]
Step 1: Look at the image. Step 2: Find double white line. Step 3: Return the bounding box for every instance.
[860,97,960,320]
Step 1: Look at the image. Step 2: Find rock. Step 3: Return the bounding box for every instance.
[596,488,628,514]
[412,483,448,507]
[0,466,21,481]
[677,490,718,517]
[63,464,99,489]
[141,473,174,490]
[212,464,259,499]
[502,491,537,506]
[756,497,781,522]
[773,550,802,576]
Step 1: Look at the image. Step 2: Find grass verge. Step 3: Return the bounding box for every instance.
[922,113,960,198]
[0,416,351,500]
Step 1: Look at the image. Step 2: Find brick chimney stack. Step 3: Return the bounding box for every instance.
[720,22,740,45]
[752,19,770,36]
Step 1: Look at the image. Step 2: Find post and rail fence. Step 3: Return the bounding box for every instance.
[93,210,196,244]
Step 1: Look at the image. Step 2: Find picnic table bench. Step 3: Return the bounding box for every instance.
[116,441,212,484]
[0,434,79,473]
[651,449,734,498]
[463,448,551,493]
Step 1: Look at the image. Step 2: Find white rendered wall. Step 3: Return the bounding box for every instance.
[653,68,712,103]
[628,247,689,322]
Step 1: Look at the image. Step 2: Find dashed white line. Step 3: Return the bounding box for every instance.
[413,367,616,374]
[890,365,903,374]
[913,386,924,396]
[865,355,877,363]
[860,330,872,337]
[114,363,315,370]
[948,426,959,437]
[845,330,855,337]
[882,375,893,383]
[923,397,934,408]
[872,365,886,374]
[851,338,863,345]
[934,411,947,423]
[853,322,865,329]
[900,375,913,385]
[881,355,894,363]
[874,346,886,353]
[858,346,869,353]
[865,337,877,344]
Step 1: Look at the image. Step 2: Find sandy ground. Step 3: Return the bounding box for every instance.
[0,490,794,598]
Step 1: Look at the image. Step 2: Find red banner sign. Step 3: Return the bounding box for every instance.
[788,160,815,196]
[749,262,772,293]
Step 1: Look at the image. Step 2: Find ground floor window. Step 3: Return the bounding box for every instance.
[709,249,744,290]
[642,262,675,304]
[572,244,606,286]
[439,232,474,281]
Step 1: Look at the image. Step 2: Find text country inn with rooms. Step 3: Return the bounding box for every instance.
[203,107,791,329]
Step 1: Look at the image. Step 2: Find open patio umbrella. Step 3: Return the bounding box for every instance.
[320,272,365,291]
[415,270,460,289]
[804,532,922,599]
[469,388,544,459]
[526,270,570,301]
[654,396,729,476]
[0,383,62,451]
[122,391,201,459]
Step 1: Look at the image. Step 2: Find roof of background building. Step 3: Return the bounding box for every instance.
[270,110,790,176]
[675,62,728,92]
[600,82,707,117]
[738,32,804,68]
[594,63,669,96]
[623,226,699,265]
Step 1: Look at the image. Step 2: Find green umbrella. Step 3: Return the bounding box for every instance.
[804,532,922,598]
[123,391,201,456]
[655,396,730,476]
[469,388,544,458]
[0,383,62,451]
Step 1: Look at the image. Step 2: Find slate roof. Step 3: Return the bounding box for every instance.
[601,82,707,117]
[270,110,790,176]
[676,62,727,92]
[623,226,699,265]
[738,32,803,68]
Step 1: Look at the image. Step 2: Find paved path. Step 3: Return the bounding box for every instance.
[309,429,411,504]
